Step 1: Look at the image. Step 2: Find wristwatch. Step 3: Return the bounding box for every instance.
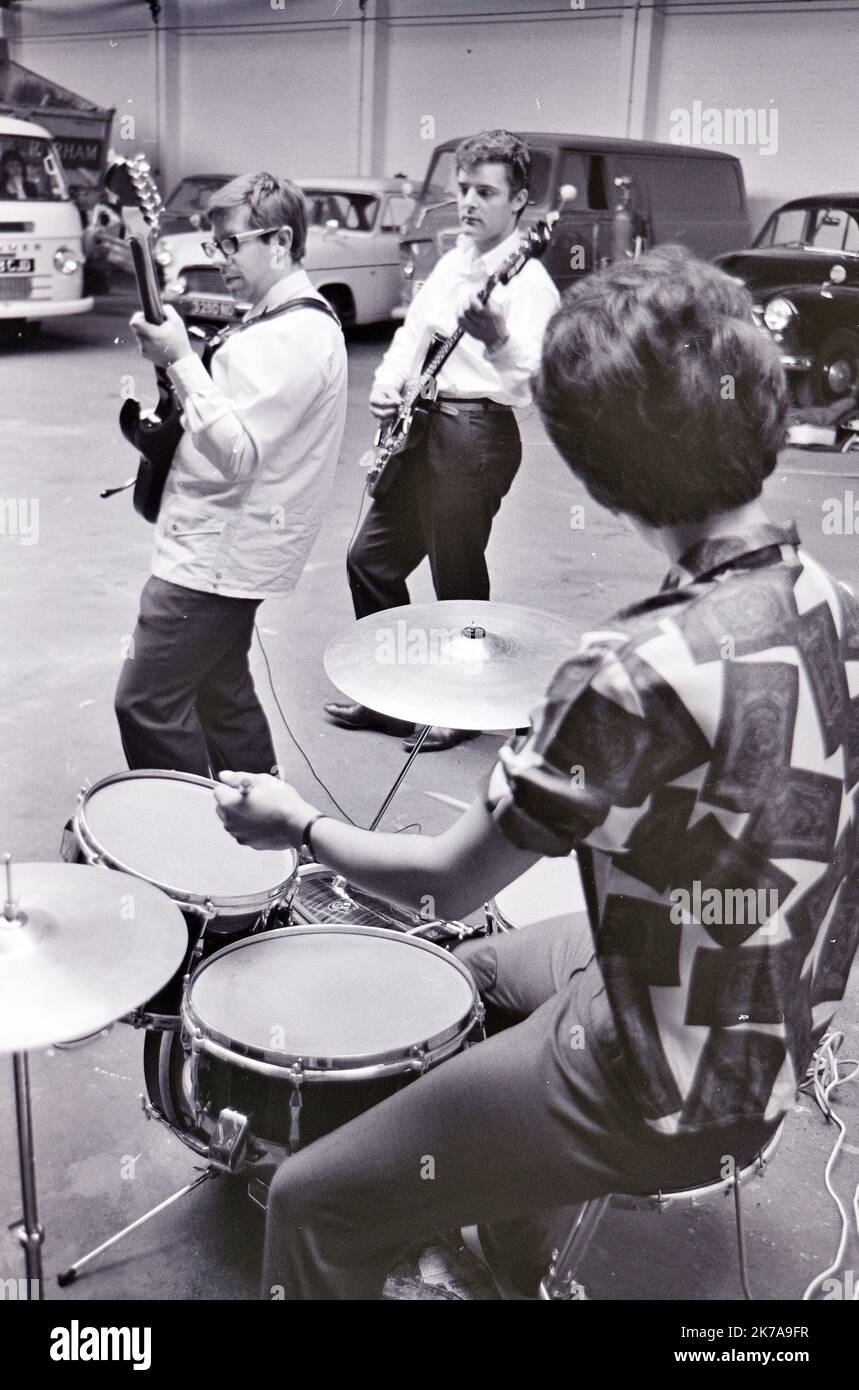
[300,812,327,856]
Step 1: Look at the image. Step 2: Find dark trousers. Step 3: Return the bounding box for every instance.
[347,406,522,619]
[261,916,776,1300]
[115,575,277,778]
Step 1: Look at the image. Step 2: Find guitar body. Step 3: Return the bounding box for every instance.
[119,381,184,524]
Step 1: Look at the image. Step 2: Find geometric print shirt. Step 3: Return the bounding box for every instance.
[485,522,859,1135]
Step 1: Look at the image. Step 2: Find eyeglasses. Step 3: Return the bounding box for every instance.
[201,226,285,259]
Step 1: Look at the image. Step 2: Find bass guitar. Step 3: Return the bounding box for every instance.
[100,154,183,523]
[364,215,557,500]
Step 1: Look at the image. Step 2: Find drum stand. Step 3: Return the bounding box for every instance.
[57,1163,220,1287]
[368,724,431,830]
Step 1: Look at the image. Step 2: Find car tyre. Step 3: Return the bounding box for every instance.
[319,285,356,331]
[797,328,859,407]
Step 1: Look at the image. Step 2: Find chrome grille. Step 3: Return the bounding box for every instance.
[0,276,32,300]
[181,265,226,294]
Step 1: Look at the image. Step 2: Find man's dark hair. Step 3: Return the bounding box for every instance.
[455,129,531,199]
[534,246,788,527]
[207,172,307,262]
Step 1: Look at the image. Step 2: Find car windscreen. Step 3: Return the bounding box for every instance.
[305,191,379,231]
[420,146,553,207]
[164,178,230,220]
[0,136,67,201]
[757,205,859,252]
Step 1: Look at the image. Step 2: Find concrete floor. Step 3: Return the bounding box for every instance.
[1,289,858,1301]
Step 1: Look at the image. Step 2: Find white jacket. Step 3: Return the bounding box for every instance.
[152,269,347,600]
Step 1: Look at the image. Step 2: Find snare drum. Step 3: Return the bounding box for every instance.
[485,855,587,934]
[67,770,299,1029]
[291,863,481,946]
[146,925,483,1168]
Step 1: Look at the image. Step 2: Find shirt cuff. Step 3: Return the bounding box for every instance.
[167,352,211,403]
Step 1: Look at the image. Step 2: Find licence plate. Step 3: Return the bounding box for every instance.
[186,295,237,322]
[0,257,34,274]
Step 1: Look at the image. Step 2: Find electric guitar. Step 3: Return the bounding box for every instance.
[100,154,183,523]
[364,216,557,499]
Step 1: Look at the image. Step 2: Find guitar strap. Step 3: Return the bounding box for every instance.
[201,295,341,372]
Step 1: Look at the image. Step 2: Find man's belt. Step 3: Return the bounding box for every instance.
[432,395,513,415]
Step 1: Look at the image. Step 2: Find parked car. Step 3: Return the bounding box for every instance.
[717,196,859,405]
[0,113,92,339]
[156,174,414,329]
[396,132,751,315]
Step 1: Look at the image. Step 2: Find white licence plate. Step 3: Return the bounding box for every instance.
[186,295,237,322]
[0,257,34,274]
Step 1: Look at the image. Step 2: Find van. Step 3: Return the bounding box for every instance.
[397,132,750,311]
[0,114,92,339]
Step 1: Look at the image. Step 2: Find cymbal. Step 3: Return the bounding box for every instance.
[324,600,582,731]
[0,864,188,1053]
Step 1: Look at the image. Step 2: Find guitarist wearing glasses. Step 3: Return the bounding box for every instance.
[116,173,347,778]
[325,130,560,753]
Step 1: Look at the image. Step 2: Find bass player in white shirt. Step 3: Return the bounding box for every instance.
[117,173,347,777]
[325,130,560,753]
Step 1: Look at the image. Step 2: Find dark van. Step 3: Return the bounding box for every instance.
[397,131,750,312]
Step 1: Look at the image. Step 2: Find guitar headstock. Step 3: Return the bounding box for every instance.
[492,218,554,288]
[104,153,164,241]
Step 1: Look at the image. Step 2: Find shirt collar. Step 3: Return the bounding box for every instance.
[247,266,314,319]
[661,520,801,592]
[457,227,524,278]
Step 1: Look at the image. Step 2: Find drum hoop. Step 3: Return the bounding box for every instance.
[183,924,480,1072]
[75,769,298,914]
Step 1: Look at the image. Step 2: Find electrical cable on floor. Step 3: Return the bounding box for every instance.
[799,1030,859,1300]
[253,624,356,825]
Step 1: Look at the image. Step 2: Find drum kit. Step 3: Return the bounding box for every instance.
[3,599,585,1298]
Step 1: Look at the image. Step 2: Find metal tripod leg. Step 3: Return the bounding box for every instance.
[12,1052,44,1301]
[57,1165,219,1287]
[369,724,432,830]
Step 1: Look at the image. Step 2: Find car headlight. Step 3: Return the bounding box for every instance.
[402,259,415,280]
[53,247,81,275]
[155,245,173,267]
[763,297,796,333]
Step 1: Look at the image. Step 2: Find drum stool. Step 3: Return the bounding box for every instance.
[538,1118,785,1300]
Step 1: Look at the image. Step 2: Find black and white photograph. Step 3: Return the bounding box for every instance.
[1,0,858,1348]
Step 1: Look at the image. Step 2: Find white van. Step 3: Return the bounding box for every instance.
[0,114,92,337]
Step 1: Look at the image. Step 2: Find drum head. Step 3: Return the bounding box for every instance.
[492,854,586,930]
[186,926,478,1069]
[78,771,297,910]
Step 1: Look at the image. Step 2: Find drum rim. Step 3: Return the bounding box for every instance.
[182,924,480,1073]
[74,769,299,914]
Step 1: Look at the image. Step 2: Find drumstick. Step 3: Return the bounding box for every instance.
[421,791,470,811]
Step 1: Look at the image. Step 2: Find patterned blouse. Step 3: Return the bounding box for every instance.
[486,522,859,1135]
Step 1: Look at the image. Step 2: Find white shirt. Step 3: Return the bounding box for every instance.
[151,268,347,600]
[374,229,560,409]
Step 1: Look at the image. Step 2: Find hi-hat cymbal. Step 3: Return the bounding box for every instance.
[324,600,582,731]
[0,864,188,1053]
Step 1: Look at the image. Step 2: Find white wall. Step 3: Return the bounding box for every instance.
[4,0,859,232]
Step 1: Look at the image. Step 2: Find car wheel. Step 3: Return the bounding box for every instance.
[797,328,859,406]
[318,286,356,331]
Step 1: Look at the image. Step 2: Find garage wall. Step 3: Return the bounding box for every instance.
[652,1,859,233]
[380,0,626,184]
[4,0,859,233]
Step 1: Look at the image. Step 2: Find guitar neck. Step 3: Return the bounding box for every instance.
[129,234,165,326]
[422,272,499,381]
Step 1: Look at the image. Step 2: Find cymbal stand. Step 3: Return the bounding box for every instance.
[368,724,431,830]
[4,857,43,1301]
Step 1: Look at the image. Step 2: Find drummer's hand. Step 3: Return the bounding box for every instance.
[214,772,317,851]
[130,305,193,368]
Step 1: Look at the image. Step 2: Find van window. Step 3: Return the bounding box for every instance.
[423,146,552,206]
[0,135,67,201]
[612,154,743,216]
[557,152,609,211]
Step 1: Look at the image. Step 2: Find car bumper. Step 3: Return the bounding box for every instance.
[0,296,93,320]
[780,353,813,373]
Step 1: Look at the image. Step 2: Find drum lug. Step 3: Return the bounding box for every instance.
[287,1062,305,1153]
[408,1045,429,1075]
[208,1108,250,1172]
